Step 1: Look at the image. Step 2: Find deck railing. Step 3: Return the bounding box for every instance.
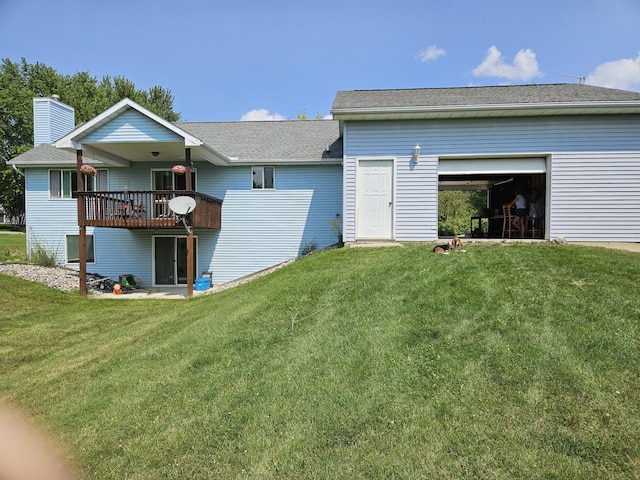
[77,190,222,229]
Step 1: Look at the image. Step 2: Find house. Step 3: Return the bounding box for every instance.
[8,83,640,296]
[331,84,640,243]
[9,97,343,296]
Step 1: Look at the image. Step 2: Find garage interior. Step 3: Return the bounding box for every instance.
[438,158,547,238]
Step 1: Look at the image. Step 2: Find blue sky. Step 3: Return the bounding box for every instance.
[1,0,639,122]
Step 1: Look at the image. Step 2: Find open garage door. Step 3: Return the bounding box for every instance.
[437,157,547,238]
[439,157,546,176]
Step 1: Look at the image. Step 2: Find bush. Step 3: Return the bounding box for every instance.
[27,235,58,267]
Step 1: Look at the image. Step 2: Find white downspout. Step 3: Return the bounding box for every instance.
[12,164,25,177]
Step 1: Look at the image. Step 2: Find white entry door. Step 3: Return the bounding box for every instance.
[357,160,394,239]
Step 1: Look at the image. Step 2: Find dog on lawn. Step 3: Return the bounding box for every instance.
[433,237,465,255]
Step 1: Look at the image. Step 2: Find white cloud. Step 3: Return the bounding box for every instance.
[473,46,543,82]
[585,53,640,91]
[240,108,286,121]
[417,45,446,63]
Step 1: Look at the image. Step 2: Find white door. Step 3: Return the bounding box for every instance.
[357,160,394,239]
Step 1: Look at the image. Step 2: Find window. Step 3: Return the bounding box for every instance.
[152,169,197,191]
[66,234,95,263]
[49,169,108,199]
[252,166,274,189]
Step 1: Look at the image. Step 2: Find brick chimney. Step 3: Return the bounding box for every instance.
[33,95,75,146]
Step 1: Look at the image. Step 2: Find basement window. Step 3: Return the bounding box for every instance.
[66,234,95,263]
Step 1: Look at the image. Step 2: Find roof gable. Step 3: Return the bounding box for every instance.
[81,109,184,143]
[53,98,203,149]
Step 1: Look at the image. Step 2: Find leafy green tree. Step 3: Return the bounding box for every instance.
[0,57,179,219]
[438,190,487,236]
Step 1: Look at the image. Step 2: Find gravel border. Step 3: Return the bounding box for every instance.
[0,263,81,292]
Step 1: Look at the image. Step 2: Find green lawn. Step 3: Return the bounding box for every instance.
[0,231,26,262]
[1,242,639,479]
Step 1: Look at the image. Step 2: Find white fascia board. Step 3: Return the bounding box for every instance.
[331,101,640,120]
[198,143,232,165]
[227,158,343,166]
[53,98,204,149]
[33,96,75,112]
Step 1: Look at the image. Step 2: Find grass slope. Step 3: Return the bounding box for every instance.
[1,243,639,479]
[0,231,26,262]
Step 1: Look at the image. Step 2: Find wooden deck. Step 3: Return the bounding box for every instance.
[78,190,222,229]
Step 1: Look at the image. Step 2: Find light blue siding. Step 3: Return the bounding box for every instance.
[345,116,640,157]
[343,157,357,242]
[395,156,438,241]
[25,169,81,264]
[202,164,343,284]
[550,152,640,241]
[26,163,342,286]
[33,99,75,146]
[343,115,640,242]
[82,110,183,143]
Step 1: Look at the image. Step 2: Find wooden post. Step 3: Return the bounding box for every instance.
[185,148,194,298]
[76,149,87,297]
[185,147,193,191]
[186,228,194,298]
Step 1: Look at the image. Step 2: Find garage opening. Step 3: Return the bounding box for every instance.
[438,157,547,239]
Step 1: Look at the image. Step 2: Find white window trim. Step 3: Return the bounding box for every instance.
[150,168,197,191]
[65,233,96,264]
[251,166,275,190]
[48,168,108,200]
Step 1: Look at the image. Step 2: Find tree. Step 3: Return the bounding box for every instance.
[438,190,487,236]
[296,109,326,121]
[0,58,180,219]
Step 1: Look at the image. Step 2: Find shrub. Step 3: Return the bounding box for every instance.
[28,235,58,267]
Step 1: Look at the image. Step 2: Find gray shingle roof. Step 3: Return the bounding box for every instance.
[176,120,342,161]
[332,84,640,111]
[9,143,76,166]
[10,120,343,166]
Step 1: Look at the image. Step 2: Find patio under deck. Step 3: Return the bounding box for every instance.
[78,190,222,229]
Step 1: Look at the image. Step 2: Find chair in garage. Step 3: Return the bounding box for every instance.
[527,216,544,239]
[502,205,519,239]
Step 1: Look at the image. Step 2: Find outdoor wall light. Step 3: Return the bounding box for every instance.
[151,151,159,157]
[413,144,421,163]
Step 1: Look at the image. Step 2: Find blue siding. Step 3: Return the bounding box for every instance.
[344,115,640,242]
[26,163,343,286]
[82,110,183,143]
[33,99,74,146]
[550,152,640,241]
[25,169,81,265]
[202,164,343,284]
[345,116,640,157]
[395,155,438,241]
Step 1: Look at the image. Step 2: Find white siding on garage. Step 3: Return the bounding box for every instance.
[550,152,640,241]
